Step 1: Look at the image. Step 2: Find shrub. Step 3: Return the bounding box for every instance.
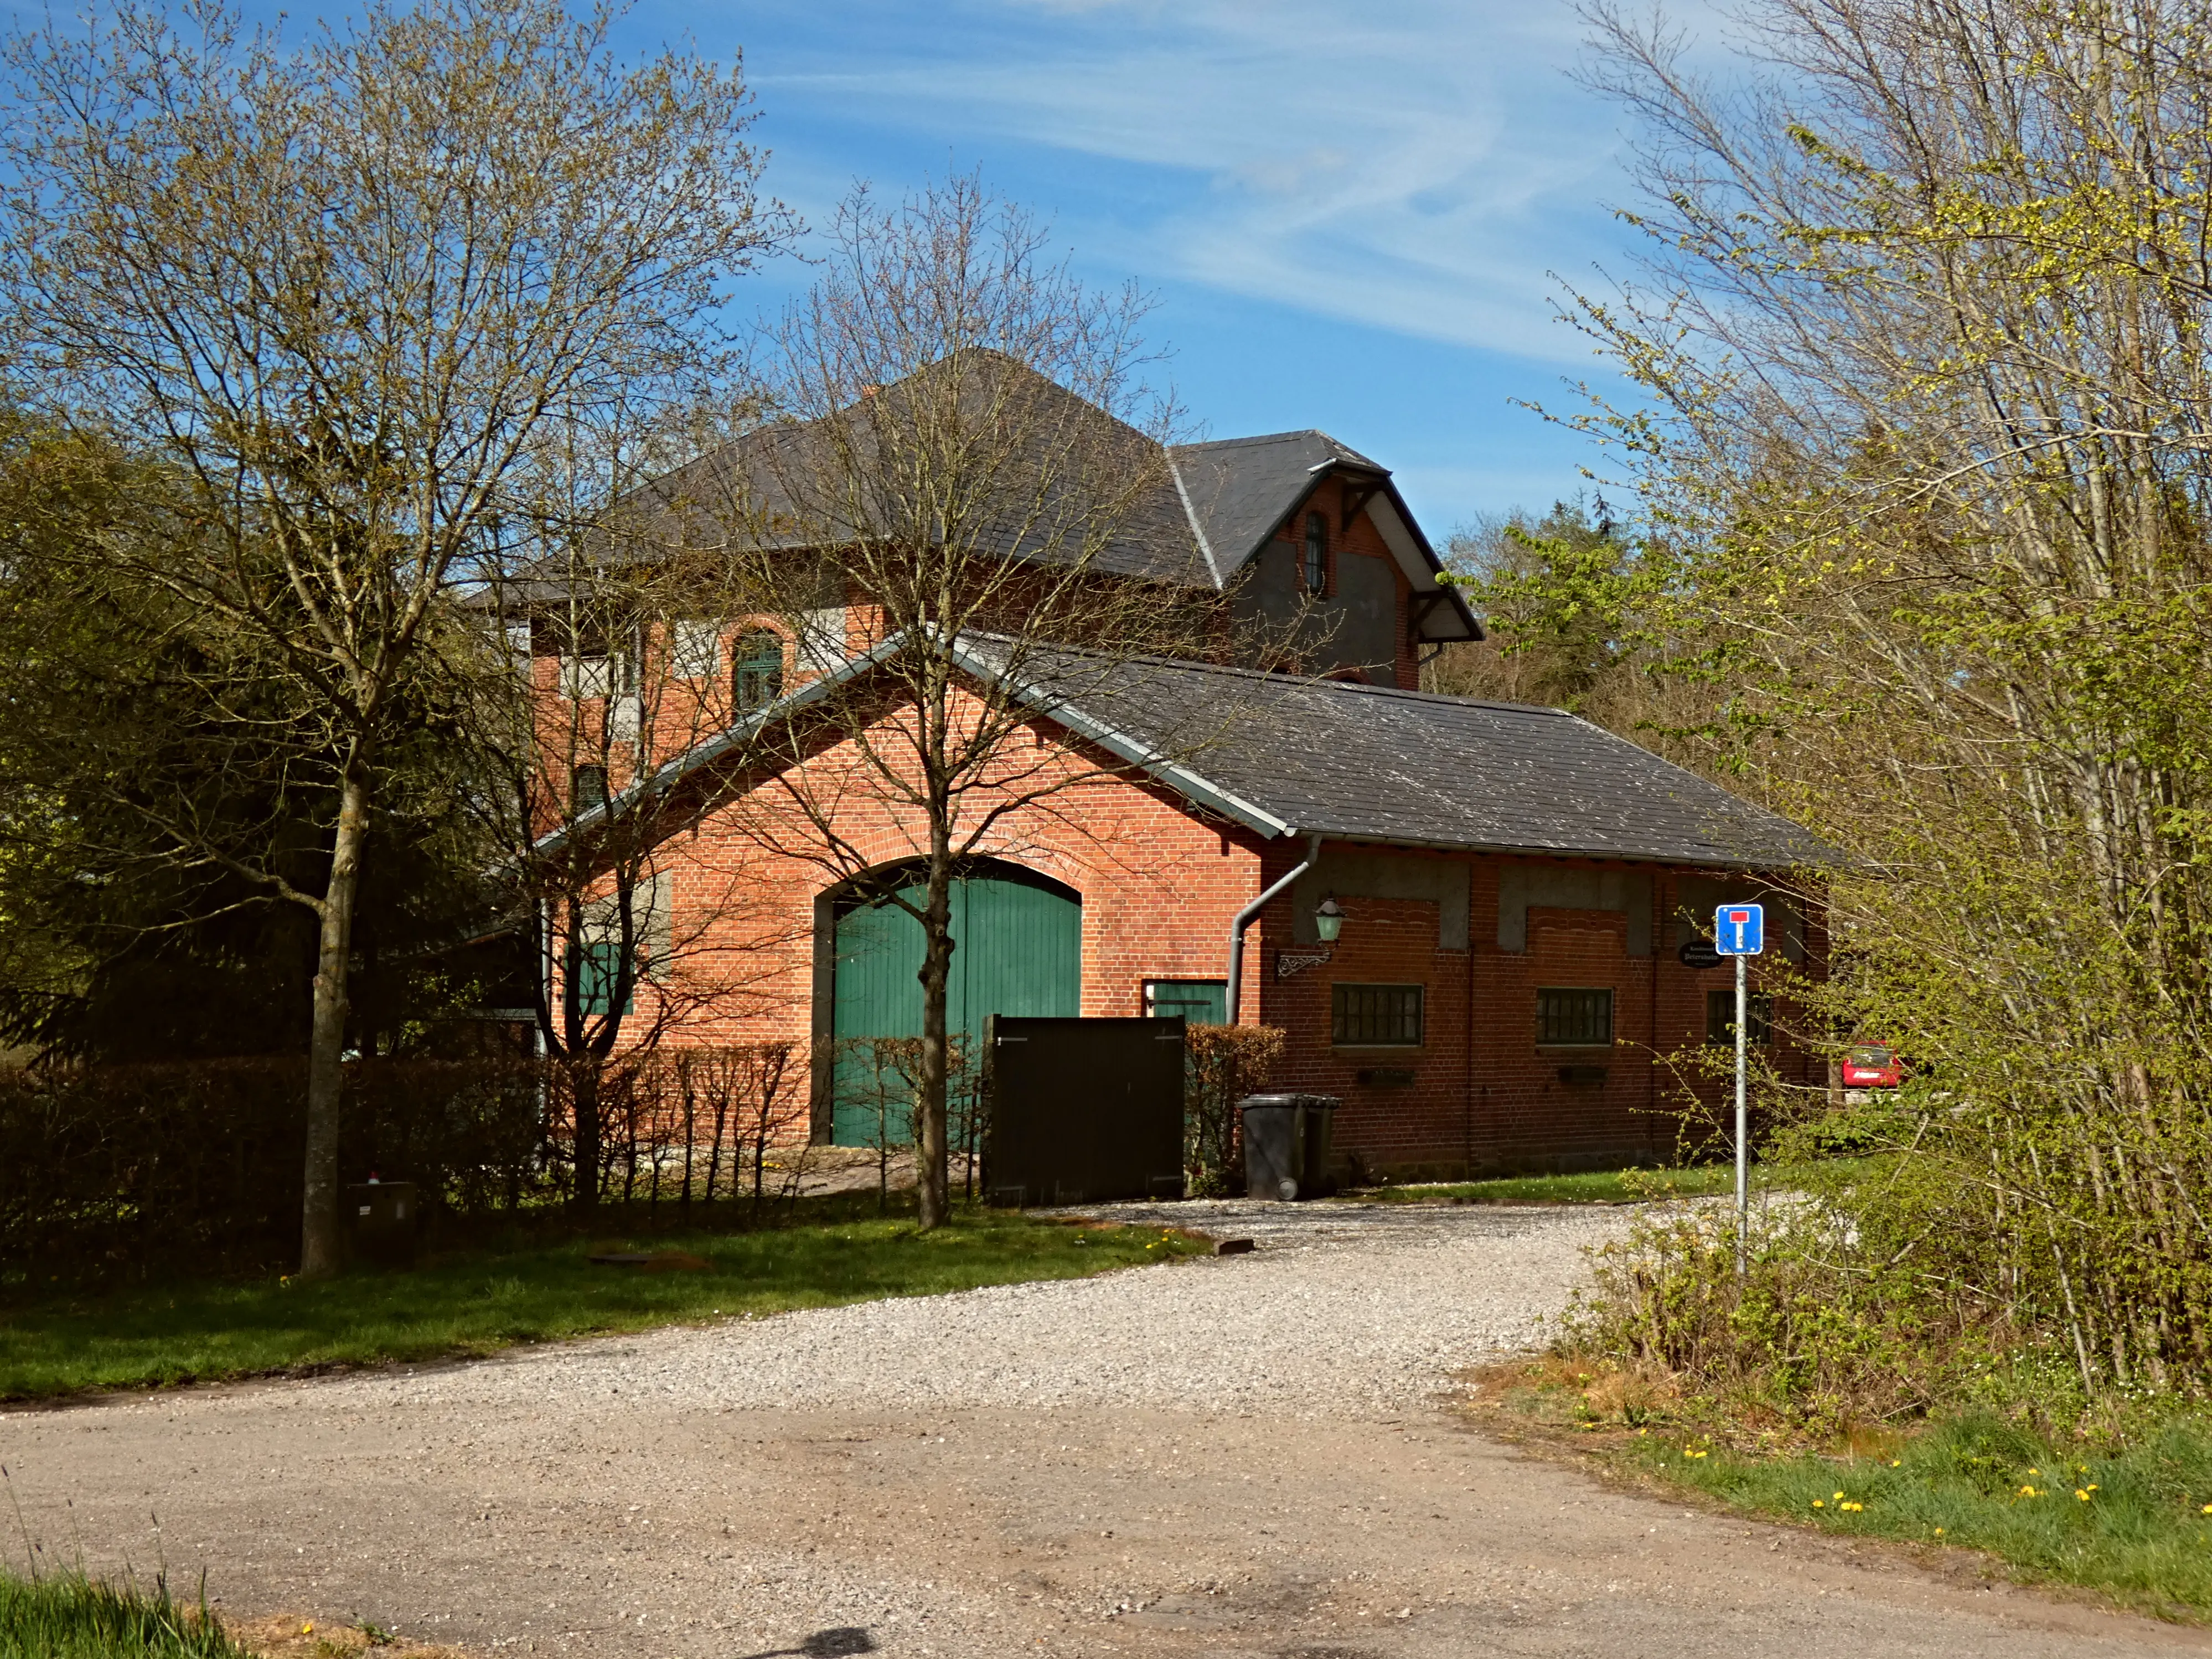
[0,1045,818,1283]
[1183,1025,1284,1197]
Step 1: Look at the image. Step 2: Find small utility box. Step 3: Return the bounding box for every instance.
[346,1180,418,1269]
[1239,1094,1340,1200]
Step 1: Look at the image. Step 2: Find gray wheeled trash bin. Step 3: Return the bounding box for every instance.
[1238,1093,1340,1200]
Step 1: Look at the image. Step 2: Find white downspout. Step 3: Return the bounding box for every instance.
[1226,832,1322,1025]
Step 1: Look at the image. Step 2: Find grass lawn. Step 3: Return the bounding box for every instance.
[1341,1165,1754,1205]
[0,1570,254,1659]
[0,1203,1210,1402]
[1487,1364,2212,1620]
[1636,1417,2212,1619]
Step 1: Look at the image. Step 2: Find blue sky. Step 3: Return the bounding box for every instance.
[619,0,1662,539]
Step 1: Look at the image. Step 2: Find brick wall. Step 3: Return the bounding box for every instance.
[1268,474,1421,688]
[549,674,1823,1179]
[1250,846,1823,1181]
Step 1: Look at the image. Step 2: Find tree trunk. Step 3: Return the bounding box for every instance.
[299,766,371,1280]
[916,855,955,1230]
[571,1061,602,1212]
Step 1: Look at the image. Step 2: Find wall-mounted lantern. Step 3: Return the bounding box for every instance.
[1315,896,1345,943]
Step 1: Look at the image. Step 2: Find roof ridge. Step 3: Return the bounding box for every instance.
[1171,429,1330,452]
[1169,429,1388,473]
[962,632,1569,715]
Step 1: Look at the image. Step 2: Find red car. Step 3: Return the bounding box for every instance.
[1841,1042,1904,1094]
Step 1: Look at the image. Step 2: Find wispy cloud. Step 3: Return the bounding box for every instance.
[747,0,1644,362]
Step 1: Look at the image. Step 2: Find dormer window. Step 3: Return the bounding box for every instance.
[1304,511,1328,595]
[734,630,784,711]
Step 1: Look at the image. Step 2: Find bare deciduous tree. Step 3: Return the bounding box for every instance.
[0,0,785,1273]
[666,177,1253,1229]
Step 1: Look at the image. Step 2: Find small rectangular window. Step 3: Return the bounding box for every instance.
[735,630,785,710]
[1706,989,1774,1047]
[1332,983,1424,1046]
[1537,987,1613,1046]
[1144,979,1228,1026]
[571,764,608,813]
[568,940,634,1017]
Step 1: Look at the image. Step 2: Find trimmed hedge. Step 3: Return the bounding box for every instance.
[0,1045,804,1281]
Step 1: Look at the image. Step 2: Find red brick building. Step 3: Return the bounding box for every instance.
[525,404,1829,1180]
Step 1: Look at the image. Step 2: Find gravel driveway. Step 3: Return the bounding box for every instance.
[309,1198,1621,1422]
[6,1200,2205,1658]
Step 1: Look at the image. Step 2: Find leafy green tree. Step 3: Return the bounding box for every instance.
[1433,500,1641,710]
[1569,0,2212,1397]
[0,417,499,1063]
[0,0,782,1274]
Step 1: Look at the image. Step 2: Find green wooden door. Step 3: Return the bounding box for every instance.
[830,869,1081,1146]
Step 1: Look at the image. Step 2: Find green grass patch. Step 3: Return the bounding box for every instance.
[1629,1413,2212,1618]
[0,1205,1210,1402]
[1342,1165,1751,1205]
[0,1569,252,1658]
[1495,1362,2212,1620]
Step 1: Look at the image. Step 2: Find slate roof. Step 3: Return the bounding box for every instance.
[557,634,1832,872]
[494,359,1478,639]
[1167,430,1390,577]
[990,642,1835,869]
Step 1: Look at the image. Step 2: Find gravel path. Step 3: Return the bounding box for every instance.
[15,1200,2208,1658]
[277,1199,1629,1422]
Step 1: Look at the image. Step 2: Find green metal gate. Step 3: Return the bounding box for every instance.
[829,865,1082,1146]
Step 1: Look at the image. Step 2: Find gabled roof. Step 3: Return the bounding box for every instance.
[1009,644,1832,867]
[498,359,1480,642]
[553,635,1833,873]
[1167,429,1477,643]
[1168,430,1384,573]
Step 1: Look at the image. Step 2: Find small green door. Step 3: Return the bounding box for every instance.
[830,867,1081,1145]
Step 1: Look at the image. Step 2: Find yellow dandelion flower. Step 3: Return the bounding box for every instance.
[1812,1500,1825,1508]
[1833,1491,1845,1501]
[2027,1467,2038,1476]
[1935,1527,1945,1536]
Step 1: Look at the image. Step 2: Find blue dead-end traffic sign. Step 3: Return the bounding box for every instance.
[1715,903,1764,955]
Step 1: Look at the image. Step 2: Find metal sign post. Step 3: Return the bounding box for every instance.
[1715,902,1765,1278]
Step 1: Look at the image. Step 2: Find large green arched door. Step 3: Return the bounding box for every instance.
[829,866,1082,1145]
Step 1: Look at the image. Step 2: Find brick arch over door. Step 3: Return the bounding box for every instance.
[822,860,1083,1146]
